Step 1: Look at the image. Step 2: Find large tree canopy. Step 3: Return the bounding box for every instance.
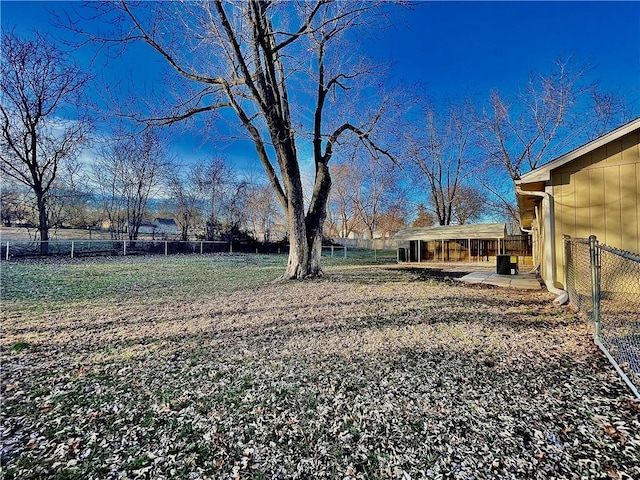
[78,0,393,278]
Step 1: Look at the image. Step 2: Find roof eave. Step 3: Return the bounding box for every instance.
[518,170,550,184]
[519,117,640,184]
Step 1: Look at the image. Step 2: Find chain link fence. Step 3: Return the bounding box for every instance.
[564,235,640,398]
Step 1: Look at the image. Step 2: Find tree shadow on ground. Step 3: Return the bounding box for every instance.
[399,267,473,281]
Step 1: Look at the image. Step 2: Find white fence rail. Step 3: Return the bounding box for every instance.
[1,240,359,260]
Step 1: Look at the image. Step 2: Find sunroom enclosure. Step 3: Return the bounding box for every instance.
[394,223,532,265]
[400,238,503,263]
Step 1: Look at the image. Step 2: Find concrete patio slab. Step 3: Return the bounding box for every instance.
[455,271,542,290]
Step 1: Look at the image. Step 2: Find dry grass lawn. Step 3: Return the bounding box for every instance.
[1,255,638,479]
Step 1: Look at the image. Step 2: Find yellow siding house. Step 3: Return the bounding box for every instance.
[516,117,640,299]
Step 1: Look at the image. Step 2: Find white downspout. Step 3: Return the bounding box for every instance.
[516,186,568,305]
[517,205,541,275]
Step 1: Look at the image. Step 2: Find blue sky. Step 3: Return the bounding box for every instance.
[374,1,640,100]
[2,1,640,173]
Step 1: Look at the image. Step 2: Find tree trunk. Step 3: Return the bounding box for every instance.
[282,163,331,280]
[180,211,189,241]
[307,219,325,276]
[282,159,312,278]
[283,213,327,279]
[36,192,49,255]
[283,203,310,279]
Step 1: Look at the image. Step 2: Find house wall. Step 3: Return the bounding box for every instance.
[533,199,554,286]
[532,209,550,284]
[550,129,640,287]
[137,225,156,234]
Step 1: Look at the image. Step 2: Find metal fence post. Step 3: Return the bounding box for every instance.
[164,241,168,256]
[71,241,74,259]
[5,241,9,260]
[589,235,601,343]
[123,241,127,256]
[200,241,203,255]
[344,245,347,259]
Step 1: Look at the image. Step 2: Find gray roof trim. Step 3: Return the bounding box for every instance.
[154,218,178,226]
[394,223,507,241]
[518,117,640,184]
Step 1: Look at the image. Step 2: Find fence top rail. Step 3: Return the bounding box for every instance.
[564,236,640,262]
[2,239,249,245]
[597,244,640,262]
[563,236,591,245]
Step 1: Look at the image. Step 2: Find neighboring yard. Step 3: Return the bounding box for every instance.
[0,227,116,241]
[1,255,638,479]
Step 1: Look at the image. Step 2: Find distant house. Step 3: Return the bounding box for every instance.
[516,117,640,295]
[154,218,179,235]
[136,222,156,235]
[252,222,288,242]
[137,218,179,237]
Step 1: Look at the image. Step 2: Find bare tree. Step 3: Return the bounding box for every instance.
[479,60,589,181]
[218,181,249,240]
[94,127,170,240]
[166,164,202,241]
[194,157,226,241]
[330,153,398,240]
[44,156,100,230]
[451,184,484,225]
[477,58,627,223]
[0,184,34,228]
[75,1,392,278]
[193,157,249,241]
[94,138,127,239]
[376,202,407,238]
[350,159,398,240]
[328,163,359,239]
[0,31,92,252]
[589,88,630,140]
[410,101,474,226]
[245,182,281,242]
[412,204,435,228]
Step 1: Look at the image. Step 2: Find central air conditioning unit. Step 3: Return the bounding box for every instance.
[497,255,518,275]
